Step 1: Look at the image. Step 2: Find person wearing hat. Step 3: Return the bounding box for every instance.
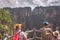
[4,33,8,40]
[40,21,53,40]
[53,27,59,40]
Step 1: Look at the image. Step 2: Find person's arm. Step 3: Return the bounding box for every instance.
[23,32,28,40]
[39,28,44,32]
[48,28,56,37]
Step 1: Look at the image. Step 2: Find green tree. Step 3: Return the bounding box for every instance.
[0,9,13,40]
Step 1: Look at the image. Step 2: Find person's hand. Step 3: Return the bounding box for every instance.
[25,32,28,36]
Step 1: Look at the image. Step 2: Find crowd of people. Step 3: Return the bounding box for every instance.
[4,21,60,40]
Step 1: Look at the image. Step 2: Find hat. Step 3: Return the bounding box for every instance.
[43,21,49,25]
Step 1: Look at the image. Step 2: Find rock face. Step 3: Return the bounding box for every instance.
[3,6,60,31]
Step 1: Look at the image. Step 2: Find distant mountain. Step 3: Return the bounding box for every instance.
[3,6,60,31]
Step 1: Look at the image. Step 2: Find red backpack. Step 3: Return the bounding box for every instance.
[12,32,20,40]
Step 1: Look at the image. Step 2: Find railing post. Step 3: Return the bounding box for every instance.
[33,28,36,40]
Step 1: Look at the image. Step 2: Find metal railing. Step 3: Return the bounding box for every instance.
[25,28,41,40]
[4,28,41,40]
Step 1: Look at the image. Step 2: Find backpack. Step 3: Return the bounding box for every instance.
[12,32,20,40]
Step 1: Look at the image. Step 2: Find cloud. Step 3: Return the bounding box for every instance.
[0,0,60,9]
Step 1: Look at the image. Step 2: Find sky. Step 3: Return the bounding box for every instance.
[0,0,60,9]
